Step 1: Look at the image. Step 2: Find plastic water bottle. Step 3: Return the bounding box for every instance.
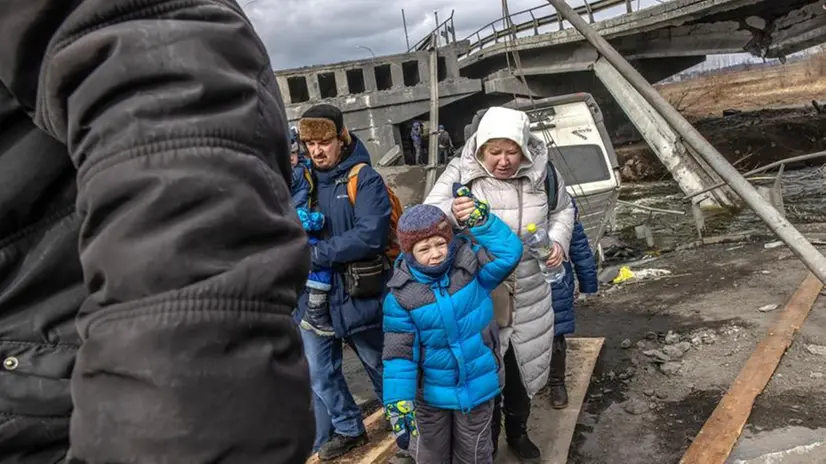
[523,223,566,284]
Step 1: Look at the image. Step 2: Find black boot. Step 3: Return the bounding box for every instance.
[300,289,335,337]
[318,432,369,461]
[505,411,541,462]
[550,335,568,409]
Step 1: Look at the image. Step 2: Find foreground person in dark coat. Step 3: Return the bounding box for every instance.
[0,1,313,462]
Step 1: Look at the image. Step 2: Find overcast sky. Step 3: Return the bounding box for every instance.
[242,0,665,70]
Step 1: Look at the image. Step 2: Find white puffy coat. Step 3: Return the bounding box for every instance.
[425,107,575,397]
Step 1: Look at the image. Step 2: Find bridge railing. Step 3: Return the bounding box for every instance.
[459,0,637,60]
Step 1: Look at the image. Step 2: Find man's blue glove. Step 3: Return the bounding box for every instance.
[385,400,417,450]
[296,207,325,233]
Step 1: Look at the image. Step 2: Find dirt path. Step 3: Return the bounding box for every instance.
[568,241,826,463]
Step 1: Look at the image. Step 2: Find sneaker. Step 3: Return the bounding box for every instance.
[318,432,369,461]
[550,383,569,409]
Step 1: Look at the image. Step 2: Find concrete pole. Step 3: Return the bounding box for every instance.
[425,33,440,196]
[547,0,826,282]
[593,58,734,208]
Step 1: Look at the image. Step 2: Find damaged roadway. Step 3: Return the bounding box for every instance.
[569,238,826,463]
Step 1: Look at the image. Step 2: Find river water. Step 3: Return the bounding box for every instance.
[612,166,826,249]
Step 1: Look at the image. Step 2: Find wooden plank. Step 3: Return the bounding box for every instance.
[497,337,605,463]
[680,273,823,464]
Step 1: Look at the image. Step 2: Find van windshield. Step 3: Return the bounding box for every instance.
[546,143,611,186]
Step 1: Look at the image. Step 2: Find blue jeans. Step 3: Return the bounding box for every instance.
[302,326,384,451]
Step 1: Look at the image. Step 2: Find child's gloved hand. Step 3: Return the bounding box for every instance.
[296,207,325,232]
[384,400,417,450]
[452,183,489,227]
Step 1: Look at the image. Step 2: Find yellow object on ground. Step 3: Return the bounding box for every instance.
[613,266,635,284]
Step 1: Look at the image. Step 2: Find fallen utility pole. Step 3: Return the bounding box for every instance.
[545,0,826,283]
[425,28,440,197]
[680,273,823,464]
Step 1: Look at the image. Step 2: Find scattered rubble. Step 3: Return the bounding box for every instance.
[664,331,681,345]
[758,304,780,312]
[659,362,682,376]
[623,399,651,415]
[663,343,691,360]
[643,349,673,363]
[806,344,826,356]
[621,339,632,349]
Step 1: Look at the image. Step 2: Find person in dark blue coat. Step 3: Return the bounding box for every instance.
[549,200,599,409]
[296,104,392,460]
[290,142,312,209]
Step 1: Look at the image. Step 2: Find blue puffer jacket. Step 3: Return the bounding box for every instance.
[295,136,392,337]
[551,218,598,336]
[382,215,523,411]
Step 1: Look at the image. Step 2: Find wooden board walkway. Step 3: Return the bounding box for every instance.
[307,337,604,463]
[496,337,605,464]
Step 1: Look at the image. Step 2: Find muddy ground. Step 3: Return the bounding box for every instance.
[568,238,826,463]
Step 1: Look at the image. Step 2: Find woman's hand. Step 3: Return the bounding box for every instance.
[452,197,476,224]
[546,242,565,268]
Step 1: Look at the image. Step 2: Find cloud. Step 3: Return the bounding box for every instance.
[241,0,663,70]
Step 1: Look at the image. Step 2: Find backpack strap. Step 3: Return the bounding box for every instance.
[545,162,559,212]
[345,163,369,206]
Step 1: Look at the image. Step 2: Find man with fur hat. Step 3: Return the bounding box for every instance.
[297,103,392,460]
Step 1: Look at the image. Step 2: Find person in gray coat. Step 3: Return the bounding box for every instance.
[0,1,313,462]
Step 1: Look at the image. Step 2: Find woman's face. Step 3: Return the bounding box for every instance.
[481,138,523,179]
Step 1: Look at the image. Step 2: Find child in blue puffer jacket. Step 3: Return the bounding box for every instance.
[296,207,335,337]
[382,193,522,463]
[549,200,598,409]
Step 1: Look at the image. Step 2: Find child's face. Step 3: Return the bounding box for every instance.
[412,236,449,267]
[290,151,299,167]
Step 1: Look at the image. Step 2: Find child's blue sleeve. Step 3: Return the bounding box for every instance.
[382,294,419,405]
[469,214,523,291]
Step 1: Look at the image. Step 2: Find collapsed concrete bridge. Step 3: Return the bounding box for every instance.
[274,0,826,205]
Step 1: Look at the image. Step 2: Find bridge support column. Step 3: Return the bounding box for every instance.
[593,57,735,208]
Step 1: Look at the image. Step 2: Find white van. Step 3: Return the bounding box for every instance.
[465,94,621,253]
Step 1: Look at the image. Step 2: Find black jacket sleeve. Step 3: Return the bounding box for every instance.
[0,1,313,462]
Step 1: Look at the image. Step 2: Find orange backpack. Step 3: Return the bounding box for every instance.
[346,163,403,261]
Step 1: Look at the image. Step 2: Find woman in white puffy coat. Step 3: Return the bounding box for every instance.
[425,106,574,460]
